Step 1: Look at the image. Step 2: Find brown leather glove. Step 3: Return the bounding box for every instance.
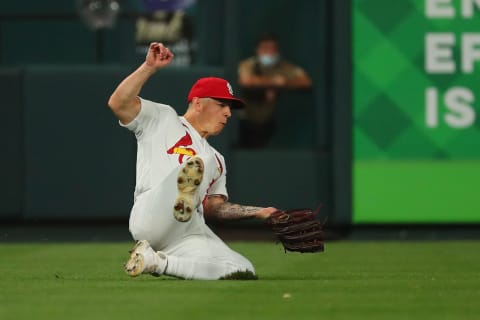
[266,208,325,253]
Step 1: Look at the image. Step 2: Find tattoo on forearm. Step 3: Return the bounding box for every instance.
[213,202,262,220]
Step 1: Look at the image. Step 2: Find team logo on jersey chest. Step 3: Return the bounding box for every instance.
[167,132,197,164]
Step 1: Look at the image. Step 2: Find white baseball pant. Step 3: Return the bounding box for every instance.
[128,153,255,280]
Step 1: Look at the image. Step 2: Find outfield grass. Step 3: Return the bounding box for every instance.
[0,241,479,320]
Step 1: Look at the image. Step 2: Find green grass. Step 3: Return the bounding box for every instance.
[1,241,479,320]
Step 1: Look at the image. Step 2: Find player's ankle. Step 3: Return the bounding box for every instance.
[151,251,168,276]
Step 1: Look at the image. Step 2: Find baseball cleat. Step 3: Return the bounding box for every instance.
[173,156,204,222]
[124,240,167,277]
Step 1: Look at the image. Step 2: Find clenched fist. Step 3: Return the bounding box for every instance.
[145,42,174,70]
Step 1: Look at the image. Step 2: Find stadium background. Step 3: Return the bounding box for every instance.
[1,0,479,227]
[2,1,480,319]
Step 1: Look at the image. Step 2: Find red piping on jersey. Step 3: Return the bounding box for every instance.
[202,153,225,209]
[214,153,224,175]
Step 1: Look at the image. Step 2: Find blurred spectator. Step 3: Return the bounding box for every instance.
[237,32,311,148]
[135,0,196,66]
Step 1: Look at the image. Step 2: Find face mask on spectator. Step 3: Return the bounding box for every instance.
[258,54,279,66]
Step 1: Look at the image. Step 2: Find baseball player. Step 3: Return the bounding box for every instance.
[108,42,278,280]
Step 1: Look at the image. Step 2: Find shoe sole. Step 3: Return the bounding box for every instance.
[173,157,204,222]
[124,240,149,277]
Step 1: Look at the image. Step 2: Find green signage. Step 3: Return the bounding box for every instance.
[353,0,480,223]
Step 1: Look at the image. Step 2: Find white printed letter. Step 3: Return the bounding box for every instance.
[425,87,439,128]
[462,33,480,73]
[426,0,454,18]
[425,33,455,73]
[444,87,475,128]
[461,0,480,17]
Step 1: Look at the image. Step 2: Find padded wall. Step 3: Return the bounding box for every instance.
[22,67,135,219]
[0,69,23,219]
[21,66,225,219]
[229,150,330,217]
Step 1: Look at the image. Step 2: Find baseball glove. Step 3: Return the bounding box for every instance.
[266,208,325,253]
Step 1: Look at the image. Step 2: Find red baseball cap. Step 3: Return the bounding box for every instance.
[187,77,245,109]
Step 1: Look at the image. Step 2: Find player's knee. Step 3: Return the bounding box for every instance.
[219,270,258,280]
[231,259,255,274]
[219,260,256,279]
[129,225,155,246]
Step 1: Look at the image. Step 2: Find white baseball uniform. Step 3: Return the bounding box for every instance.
[120,97,254,280]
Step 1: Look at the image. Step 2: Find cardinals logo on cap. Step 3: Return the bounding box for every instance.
[226,82,233,96]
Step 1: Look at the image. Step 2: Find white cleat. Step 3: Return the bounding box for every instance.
[124,240,167,277]
[173,156,204,222]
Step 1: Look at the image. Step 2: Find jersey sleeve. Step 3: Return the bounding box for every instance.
[207,173,228,200]
[206,154,229,200]
[119,97,177,139]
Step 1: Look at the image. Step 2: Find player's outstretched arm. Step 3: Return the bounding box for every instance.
[204,195,277,220]
[108,42,174,124]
